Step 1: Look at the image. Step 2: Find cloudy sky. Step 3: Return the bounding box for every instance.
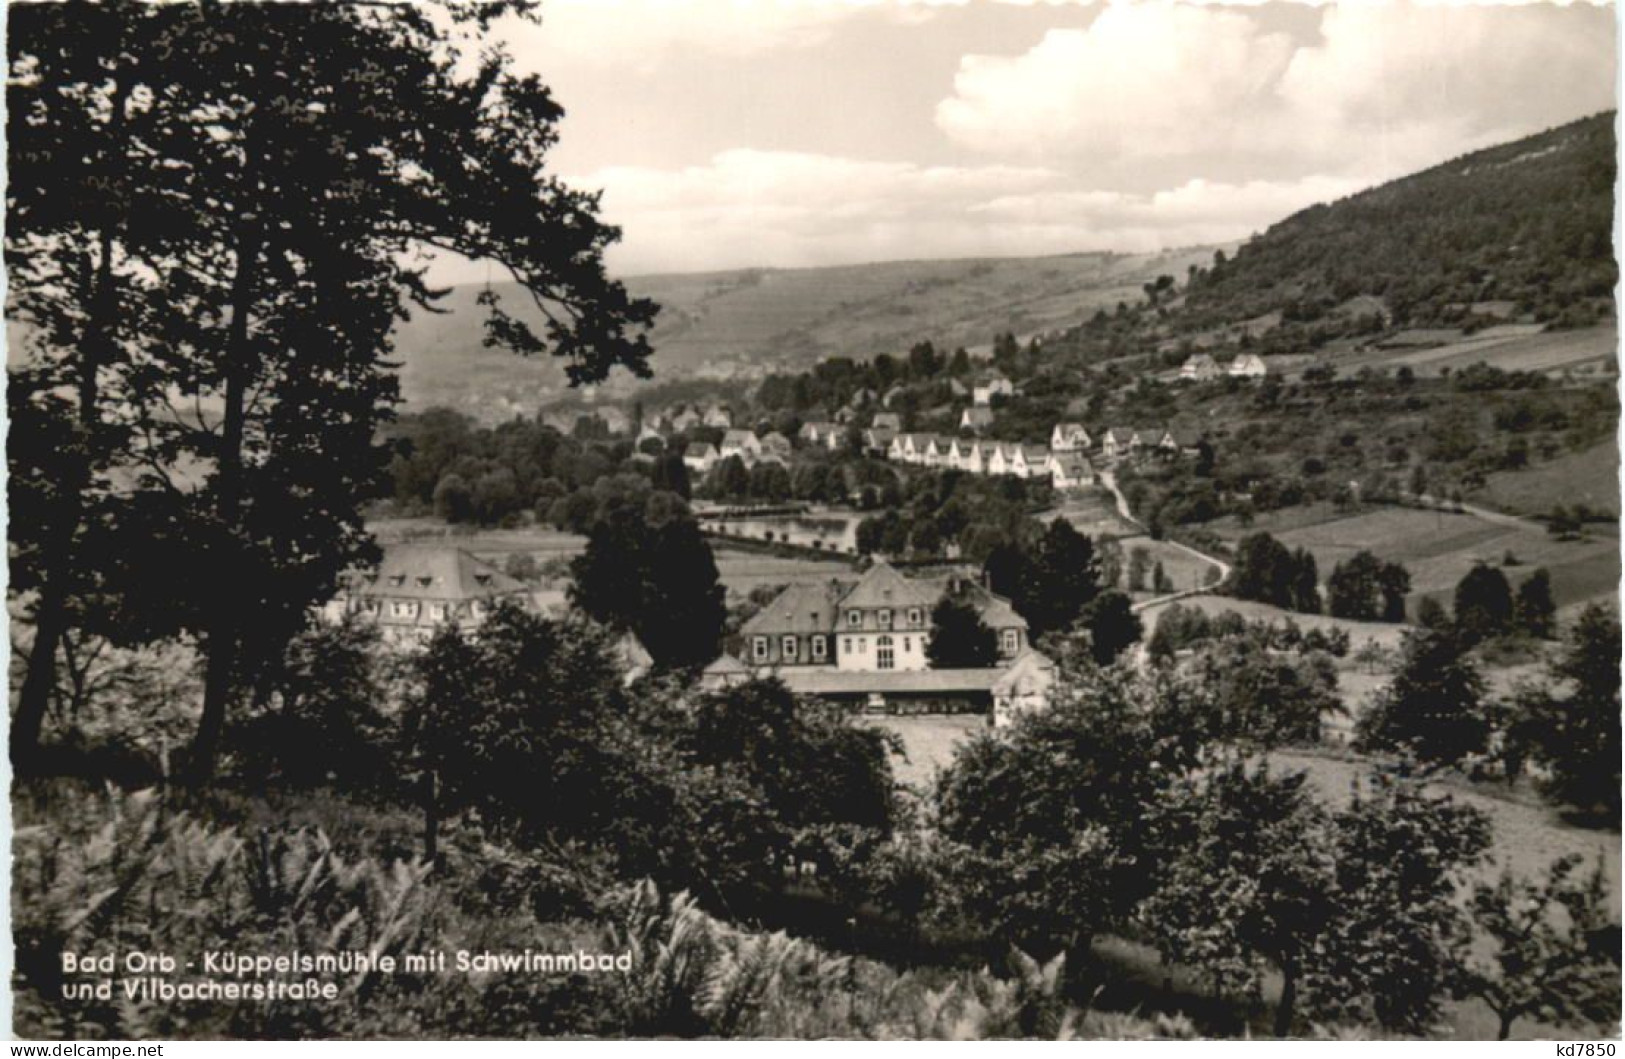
[464,0,1617,277]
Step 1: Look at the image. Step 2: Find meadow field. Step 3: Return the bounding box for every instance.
[1364,322,1618,378]
[1211,504,1619,617]
[1476,440,1620,518]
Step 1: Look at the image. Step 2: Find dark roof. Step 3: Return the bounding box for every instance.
[740,580,849,637]
[349,545,526,602]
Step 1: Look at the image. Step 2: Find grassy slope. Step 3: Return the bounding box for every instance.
[390,247,1222,419]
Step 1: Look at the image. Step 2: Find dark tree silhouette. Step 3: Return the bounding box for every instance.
[926,597,999,669]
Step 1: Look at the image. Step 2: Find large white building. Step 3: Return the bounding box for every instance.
[739,560,1028,673]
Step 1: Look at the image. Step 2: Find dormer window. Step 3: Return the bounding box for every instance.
[389,575,406,587]
[879,609,892,629]
[417,576,433,588]
[474,573,492,586]
[753,636,769,662]
[908,608,922,626]
[847,611,860,628]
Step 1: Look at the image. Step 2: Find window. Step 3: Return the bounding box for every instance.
[429,603,447,622]
[847,610,861,628]
[878,609,892,629]
[812,636,826,660]
[876,635,895,670]
[753,637,769,662]
[391,601,417,619]
[844,637,853,654]
[908,608,922,626]
[904,637,911,652]
[1002,629,1019,654]
[783,635,798,660]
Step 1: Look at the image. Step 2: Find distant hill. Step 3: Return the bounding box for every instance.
[1180,112,1617,335]
[391,247,1222,421]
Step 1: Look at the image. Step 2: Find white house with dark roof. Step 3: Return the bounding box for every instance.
[960,406,995,433]
[972,372,1014,406]
[740,560,1029,674]
[720,429,761,461]
[1179,353,1221,382]
[327,544,530,646]
[683,442,719,474]
[1051,423,1092,452]
[1228,353,1269,379]
[1049,451,1096,489]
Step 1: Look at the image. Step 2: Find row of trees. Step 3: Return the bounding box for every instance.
[931,652,1617,1037]
[1357,604,1621,825]
[8,1,654,777]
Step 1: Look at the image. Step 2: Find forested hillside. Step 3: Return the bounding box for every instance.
[1179,113,1617,334]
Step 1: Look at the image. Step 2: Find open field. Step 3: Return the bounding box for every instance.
[1476,440,1620,518]
[1362,322,1618,378]
[1211,504,1619,617]
[1115,535,1218,599]
[860,714,987,791]
[1043,489,1138,539]
[713,546,856,598]
[1275,750,1622,905]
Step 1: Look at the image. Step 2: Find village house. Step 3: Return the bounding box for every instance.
[1051,423,1092,452]
[863,425,897,454]
[1228,353,1269,379]
[703,404,733,429]
[972,371,1014,406]
[682,442,719,474]
[991,649,1059,729]
[720,429,762,462]
[922,435,953,467]
[1049,451,1096,490]
[739,561,1029,673]
[1101,427,1137,460]
[1159,427,1204,457]
[636,423,665,449]
[759,431,794,460]
[668,407,702,432]
[326,544,530,647]
[960,406,995,433]
[799,421,840,447]
[1179,353,1222,382]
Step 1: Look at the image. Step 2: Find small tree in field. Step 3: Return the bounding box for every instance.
[1140,762,1334,1036]
[1514,604,1622,824]
[1458,854,1621,1040]
[1356,628,1491,768]
[1304,779,1491,1034]
[927,597,1000,669]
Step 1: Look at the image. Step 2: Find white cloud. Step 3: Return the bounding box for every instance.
[935,2,1616,183]
[568,150,1365,273]
[491,0,922,74]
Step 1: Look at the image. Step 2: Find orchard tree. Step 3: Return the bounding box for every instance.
[1513,568,1556,639]
[1514,604,1622,824]
[1453,563,1514,645]
[1304,779,1491,1033]
[1459,854,1621,1040]
[1140,762,1335,1037]
[1356,629,1491,768]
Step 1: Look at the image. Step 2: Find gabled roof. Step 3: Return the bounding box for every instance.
[872,412,903,431]
[1051,452,1094,474]
[350,545,526,602]
[992,648,1057,694]
[841,560,940,610]
[741,580,849,637]
[1021,445,1050,462]
[704,653,752,676]
[961,407,995,424]
[1105,427,1135,443]
[721,429,758,447]
[1053,422,1089,439]
[685,442,717,458]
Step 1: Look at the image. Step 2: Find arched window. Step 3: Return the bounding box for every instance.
[876,635,895,671]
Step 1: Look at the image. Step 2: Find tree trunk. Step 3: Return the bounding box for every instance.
[13,142,125,766]
[422,770,440,866]
[1273,961,1298,1038]
[187,213,261,782]
[1497,1011,1515,1041]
